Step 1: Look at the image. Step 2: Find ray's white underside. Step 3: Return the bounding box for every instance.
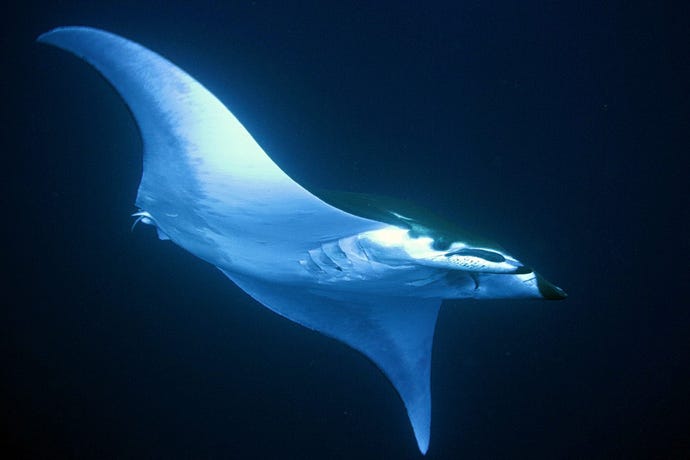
[38,27,564,454]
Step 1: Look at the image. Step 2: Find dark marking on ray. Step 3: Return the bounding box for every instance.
[445,248,506,263]
[317,190,501,250]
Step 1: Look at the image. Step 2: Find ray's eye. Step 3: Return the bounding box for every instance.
[444,248,505,263]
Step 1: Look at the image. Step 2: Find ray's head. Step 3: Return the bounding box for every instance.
[364,225,567,300]
[365,225,530,275]
[359,216,569,302]
[322,191,567,300]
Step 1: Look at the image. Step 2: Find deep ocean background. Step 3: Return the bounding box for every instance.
[3,1,688,458]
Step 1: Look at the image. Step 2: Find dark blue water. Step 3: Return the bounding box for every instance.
[4,1,688,458]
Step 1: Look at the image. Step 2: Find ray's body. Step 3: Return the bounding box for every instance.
[39,27,565,454]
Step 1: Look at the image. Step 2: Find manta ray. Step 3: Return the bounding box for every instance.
[38,27,566,454]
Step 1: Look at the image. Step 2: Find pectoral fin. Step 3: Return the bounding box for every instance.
[223,270,440,454]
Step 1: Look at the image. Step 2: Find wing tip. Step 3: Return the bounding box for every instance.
[37,26,74,43]
[410,407,431,454]
[37,26,104,46]
[415,431,430,455]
